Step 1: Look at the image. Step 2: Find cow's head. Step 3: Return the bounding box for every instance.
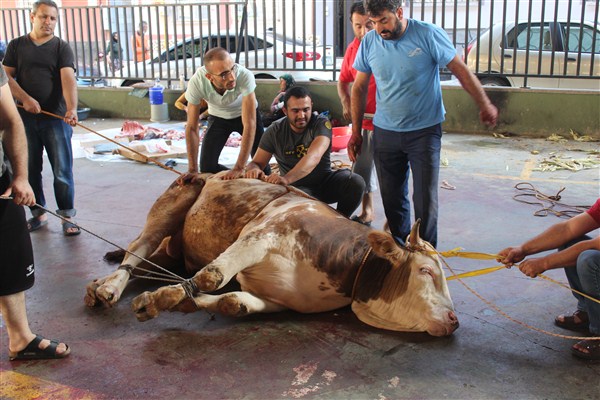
[351,221,458,336]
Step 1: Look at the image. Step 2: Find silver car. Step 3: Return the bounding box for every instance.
[465,20,600,90]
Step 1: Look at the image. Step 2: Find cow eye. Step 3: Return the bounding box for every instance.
[420,266,433,277]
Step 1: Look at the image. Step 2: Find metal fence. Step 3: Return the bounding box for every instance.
[1,0,339,86]
[1,0,599,89]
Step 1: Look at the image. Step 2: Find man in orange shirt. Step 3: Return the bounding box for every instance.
[132,21,150,62]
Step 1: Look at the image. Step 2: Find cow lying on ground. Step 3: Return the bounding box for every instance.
[85,172,459,336]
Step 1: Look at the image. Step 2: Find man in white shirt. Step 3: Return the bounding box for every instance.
[182,47,268,181]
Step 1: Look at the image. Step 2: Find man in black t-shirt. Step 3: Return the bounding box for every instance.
[2,0,80,236]
[245,86,365,217]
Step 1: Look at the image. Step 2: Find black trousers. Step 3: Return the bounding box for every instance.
[199,108,270,175]
[0,172,35,296]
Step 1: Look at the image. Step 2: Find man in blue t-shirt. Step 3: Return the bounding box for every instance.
[245,86,365,217]
[350,0,498,247]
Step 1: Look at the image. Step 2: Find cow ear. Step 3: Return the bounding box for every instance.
[368,231,408,266]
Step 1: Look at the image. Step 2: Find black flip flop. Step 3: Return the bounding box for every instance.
[62,221,81,236]
[27,217,48,232]
[9,334,71,361]
[351,215,372,227]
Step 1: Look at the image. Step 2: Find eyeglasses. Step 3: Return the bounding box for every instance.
[206,64,237,81]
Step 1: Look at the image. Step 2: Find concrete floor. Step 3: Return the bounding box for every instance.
[1,118,599,399]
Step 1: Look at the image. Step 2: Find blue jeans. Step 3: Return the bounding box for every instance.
[373,124,441,247]
[21,114,76,218]
[565,249,600,335]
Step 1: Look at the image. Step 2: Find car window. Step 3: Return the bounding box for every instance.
[187,38,208,57]
[156,37,207,63]
[561,23,600,53]
[211,35,247,53]
[506,23,551,51]
[253,37,273,50]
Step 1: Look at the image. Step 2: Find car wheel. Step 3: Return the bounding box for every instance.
[479,76,510,87]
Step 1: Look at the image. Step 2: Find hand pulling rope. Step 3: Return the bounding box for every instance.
[0,195,187,285]
[437,248,600,304]
[435,248,600,340]
[17,105,182,176]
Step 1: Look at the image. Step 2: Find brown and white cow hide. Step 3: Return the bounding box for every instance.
[85,173,458,336]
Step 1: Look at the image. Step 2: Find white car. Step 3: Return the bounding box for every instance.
[465,20,600,90]
[111,32,337,87]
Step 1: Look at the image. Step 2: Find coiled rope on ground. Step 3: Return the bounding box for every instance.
[513,182,591,218]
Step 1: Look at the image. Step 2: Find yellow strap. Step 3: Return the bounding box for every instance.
[446,265,506,281]
[436,248,600,305]
[435,248,501,260]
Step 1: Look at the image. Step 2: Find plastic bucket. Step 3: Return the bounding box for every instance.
[149,86,164,105]
[331,126,352,152]
[150,103,170,122]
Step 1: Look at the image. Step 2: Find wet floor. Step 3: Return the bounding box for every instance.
[1,118,599,399]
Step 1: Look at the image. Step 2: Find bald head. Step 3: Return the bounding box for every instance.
[204,47,231,64]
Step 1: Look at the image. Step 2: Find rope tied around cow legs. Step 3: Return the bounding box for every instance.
[1,195,190,287]
[181,278,198,300]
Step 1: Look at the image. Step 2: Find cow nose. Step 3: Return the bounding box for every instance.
[448,311,458,326]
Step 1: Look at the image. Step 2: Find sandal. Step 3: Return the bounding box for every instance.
[62,221,81,236]
[351,215,372,227]
[27,217,48,232]
[571,339,600,362]
[555,310,589,332]
[9,334,71,361]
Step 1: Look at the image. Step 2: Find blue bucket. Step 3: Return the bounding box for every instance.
[149,86,164,105]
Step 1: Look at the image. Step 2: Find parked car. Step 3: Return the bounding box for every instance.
[106,31,337,87]
[465,20,600,90]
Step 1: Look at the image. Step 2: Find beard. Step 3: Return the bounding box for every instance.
[289,116,309,130]
[381,19,403,40]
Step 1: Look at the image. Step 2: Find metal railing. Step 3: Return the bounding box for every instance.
[1,1,339,86]
[1,0,598,89]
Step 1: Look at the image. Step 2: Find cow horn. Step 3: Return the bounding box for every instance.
[408,219,422,248]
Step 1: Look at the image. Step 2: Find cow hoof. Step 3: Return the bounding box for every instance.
[84,293,100,308]
[96,285,121,307]
[84,280,102,307]
[217,294,248,316]
[197,266,224,292]
[131,291,159,321]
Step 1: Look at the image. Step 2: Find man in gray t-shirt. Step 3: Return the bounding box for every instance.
[245,86,365,217]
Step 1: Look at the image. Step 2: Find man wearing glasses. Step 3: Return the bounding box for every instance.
[182,47,268,181]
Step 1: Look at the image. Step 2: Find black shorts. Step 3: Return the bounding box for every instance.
[0,173,35,296]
